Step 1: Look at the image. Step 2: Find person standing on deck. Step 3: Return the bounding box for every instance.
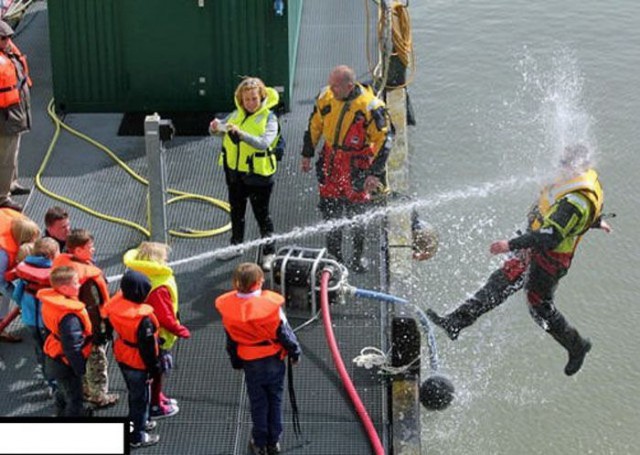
[0,20,32,212]
[301,65,393,273]
[209,77,283,271]
[215,262,301,455]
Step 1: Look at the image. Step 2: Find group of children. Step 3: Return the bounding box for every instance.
[1,205,301,454]
[0,206,189,448]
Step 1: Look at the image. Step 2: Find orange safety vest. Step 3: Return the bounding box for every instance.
[0,40,31,108]
[38,288,92,365]
[53,254,110,313]
[0,207,25,267]
[104,291,159,370]
[14,262,52,294]
[215,290,285,361]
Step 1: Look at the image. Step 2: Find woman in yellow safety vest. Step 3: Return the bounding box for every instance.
[209,77,282,270]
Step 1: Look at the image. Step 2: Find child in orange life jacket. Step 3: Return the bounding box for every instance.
[123,241,190,419]
[39,266,93,417]
[52,228,119,408]
[215,263,301,455]
[0,213,40,343]
[13,237,60,394]
[104,270,161,449]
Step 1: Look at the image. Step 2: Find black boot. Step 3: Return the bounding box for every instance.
[425,309,462,340]
[546,312,592,376]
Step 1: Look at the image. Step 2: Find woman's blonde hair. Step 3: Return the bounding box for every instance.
[135,241,171,264]
[234,77,267,108]
[11,218,40,245]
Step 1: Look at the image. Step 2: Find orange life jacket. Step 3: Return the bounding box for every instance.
[215,290,285,361]
[53,254,110,314]
[0,40,31,109]
[14,261,52,294]
[38,288,92,365]
[0,207,25,268]
[104,291,159,370]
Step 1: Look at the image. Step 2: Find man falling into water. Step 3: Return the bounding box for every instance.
[301,65,393,273]
[427,143,612,376]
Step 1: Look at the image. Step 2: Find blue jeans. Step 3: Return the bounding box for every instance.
[243,355,286,447]
[120,365,151,443]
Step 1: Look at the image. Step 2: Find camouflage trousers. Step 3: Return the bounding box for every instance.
[83,343,109,400]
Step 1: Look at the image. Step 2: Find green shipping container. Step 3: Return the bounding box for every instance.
[48,0,303,113]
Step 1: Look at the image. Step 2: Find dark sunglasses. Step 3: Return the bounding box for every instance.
[0,36,12,41]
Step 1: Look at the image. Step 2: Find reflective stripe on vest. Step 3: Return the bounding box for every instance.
[38,288,92,365]
[104,291,159,370]
[215,290,284,361]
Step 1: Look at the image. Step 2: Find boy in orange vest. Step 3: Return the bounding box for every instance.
[215,263,301,455]
[52,228,118,407]
[105,270,161,448]
[39,266,93,417]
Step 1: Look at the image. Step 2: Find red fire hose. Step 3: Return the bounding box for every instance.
[319,270,385,455]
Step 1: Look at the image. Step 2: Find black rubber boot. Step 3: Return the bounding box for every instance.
[425,309,462,340]
[546,312,592,376]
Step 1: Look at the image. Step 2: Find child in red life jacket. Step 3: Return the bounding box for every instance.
[215,263,301,455]
[13,237,60,394]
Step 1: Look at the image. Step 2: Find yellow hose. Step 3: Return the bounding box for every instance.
[36,99,231,239]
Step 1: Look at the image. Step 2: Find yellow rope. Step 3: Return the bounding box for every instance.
[36,99,231,239]
[380,2,415,88]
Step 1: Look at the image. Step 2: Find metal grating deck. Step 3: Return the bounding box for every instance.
[0,1,393,454]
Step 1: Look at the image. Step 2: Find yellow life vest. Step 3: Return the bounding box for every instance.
[530,168,603,253]
[220,86,279,177]
[123,249,180,350]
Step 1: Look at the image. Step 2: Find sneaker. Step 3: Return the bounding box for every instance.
[160,397,178,406]
[86,392,119,408]
[217,246,243,261]
[150,403,179,420]
[262,254,276,271]
[267,442,281,455]
[144,420,157,431]
[130,431,160,449]
[249,439,268,455]
[160,394,178,406]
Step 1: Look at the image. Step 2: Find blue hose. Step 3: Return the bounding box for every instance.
[352,288,440,372]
